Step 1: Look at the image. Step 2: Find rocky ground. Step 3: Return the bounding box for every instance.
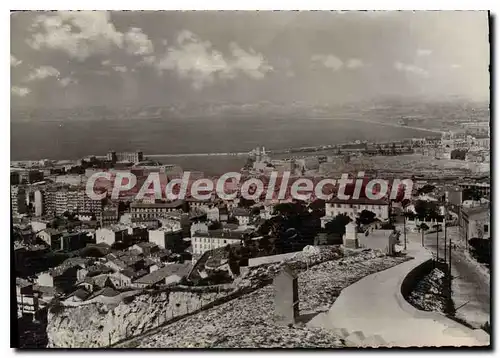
[130,249,410,348]
[407,267,451,314]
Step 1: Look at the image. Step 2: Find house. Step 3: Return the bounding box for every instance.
[459,205,490,244]
[37,228,63,250]
[190,227,254,256]
[130,242,160,256]
[63,288,91,303]
[321,197,390,228]
[96,226,128,246]
[76,274,116,293]
[148,227,184,253]
[130,200,185,220]
[100,208,119,227]
[60,231,91,252]
[120,268,148,283]
[185,198,211,213]
[219,206,229,222]
[87,287,120,301]
[16,278,40,318]
[30,219,50,234]
[206,206,220,222]
[132,263,192,288]
[232,208,251,226]
[36,264,87,293]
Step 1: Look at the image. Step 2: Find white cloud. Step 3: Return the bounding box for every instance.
[451,64,462,69]
[225,42,273,80]
[101,60,111,66]
[113,65,128,73]
[125,27,154,56]
[138,55,156,66]
[417,49,432,57]
[394,61,429,78]
[156,30,272,89]
[26,66,60,81]
[11,86,31,97]
[312,54,343,71]
[59,77,78,87]
[27,11,124,61]
[11,55,22,67]
[346,58,364,70]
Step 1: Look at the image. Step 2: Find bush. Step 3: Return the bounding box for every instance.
[48,298,64,314]
[468,238,491,266]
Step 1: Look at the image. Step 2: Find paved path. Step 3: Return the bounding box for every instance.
[417,226,490,328]
[307,239,489,347]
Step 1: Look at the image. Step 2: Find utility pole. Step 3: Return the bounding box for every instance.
[443,216,447,265]
[435,223,439,262]
[403,208,407,251]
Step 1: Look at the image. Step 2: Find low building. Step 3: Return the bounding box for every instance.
[96,226,128,246]
[60,231,91,252]
[232,207,251,226]
[149,227,184,253]
[16,279,40,319]
[206,206,220,222]
[37,228,63,250]
[459,205,490,244]
[322,198,390,228]
[36,261,88,293]
[132,263,192,289]
[130,200,185,220]
[191,228,251,256]
[100,208,119,227]
[130,242,160,256]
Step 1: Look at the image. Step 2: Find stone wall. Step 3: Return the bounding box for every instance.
[46,288,227,348]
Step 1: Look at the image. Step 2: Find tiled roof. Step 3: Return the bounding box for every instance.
[131,200,185,209]
[133,263,191,285]
[327,197,389,205]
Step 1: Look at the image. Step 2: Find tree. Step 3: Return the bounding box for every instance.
[208,221,222,230]
[463,187,483,202]
[238,197,255,208]
[325,214,351,236]
[450,149,467,160]
[419,223,429,246]
[417,184,436,195]
[356,210,377,227]
[414,200,440,221]
[226,216,239,224]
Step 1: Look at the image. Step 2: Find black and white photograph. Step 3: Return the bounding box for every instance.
[10,10,491,349]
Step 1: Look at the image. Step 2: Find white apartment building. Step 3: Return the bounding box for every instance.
[190,229,250,256]
[322,198,390,228]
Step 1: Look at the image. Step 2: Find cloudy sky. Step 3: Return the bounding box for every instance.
[10,11,490,107]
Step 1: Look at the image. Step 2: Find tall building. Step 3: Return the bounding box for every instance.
[34,190,44,217]
[11,186,27,216]
[11,172,20,185]
[106,151,117,163]
[44,186,103,216]
[107,151,144,164]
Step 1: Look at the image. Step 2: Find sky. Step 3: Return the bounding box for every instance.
[10,11,490,108]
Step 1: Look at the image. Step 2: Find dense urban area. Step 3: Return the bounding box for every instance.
[12,117,490,348]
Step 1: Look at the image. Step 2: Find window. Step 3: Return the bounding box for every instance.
[484,224,489,233]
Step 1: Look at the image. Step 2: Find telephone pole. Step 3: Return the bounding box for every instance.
[435,224,439,262]
[443,216,447,265]
[403,209,407,251]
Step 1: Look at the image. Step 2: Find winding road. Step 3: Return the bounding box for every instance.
[407,227,490,328]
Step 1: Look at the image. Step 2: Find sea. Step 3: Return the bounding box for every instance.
[11,117,436,176]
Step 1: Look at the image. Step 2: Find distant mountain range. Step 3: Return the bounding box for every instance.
[10,97,489,123]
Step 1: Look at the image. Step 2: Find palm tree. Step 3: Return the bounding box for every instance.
[419,223,429,247]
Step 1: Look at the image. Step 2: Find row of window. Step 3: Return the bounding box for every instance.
[329,204,385,210]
